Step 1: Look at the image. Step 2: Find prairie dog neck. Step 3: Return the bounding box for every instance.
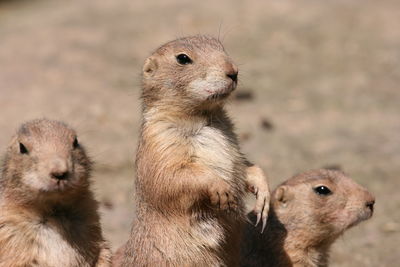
[143,104,227,132]
[1,188,94,219]
[264,211,331,267]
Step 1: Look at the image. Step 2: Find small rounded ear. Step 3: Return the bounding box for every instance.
[274,185,293,205]
[143,57,158,77]
[7,136,18,150]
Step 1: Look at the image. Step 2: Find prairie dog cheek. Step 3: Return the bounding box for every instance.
[188,71,229,99]
[188,79,212,99]
[22,172,47,190]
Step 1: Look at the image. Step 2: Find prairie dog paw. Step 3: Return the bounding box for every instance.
[208,180,237,211]
[246,165,271,232]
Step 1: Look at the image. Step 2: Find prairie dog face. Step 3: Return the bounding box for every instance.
[273,169,375,239]
[142,35,238,108]
[4,119,91,198]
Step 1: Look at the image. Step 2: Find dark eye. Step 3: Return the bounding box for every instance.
[19,143,28,154]
[176,54,192,65]
[73,137,79,149]
[313,186,332,195]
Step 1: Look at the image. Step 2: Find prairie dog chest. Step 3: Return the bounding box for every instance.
[33,223,88,267]
[0,216,91,267]
[192,126,239,178]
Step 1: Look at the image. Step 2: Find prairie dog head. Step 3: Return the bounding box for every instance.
[272,169,375,243]
[142,35,238,110]
[1,119,91,201]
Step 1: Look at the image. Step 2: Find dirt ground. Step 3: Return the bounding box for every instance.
[0,0,399,266]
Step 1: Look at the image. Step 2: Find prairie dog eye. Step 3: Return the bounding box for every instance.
[73,137,79,149]
[176,54,192,65]
[19,143,28,154]
[313,185,332,195]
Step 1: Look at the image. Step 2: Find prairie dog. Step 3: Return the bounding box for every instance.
[240,169,375,267]
[118,35,269,267]
[0,119,111,267]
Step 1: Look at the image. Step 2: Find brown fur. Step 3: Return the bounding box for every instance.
[117,35,269,267]
[0,119,111,267]
[240,169,375,267]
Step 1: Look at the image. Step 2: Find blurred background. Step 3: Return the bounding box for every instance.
[0,0,399,266]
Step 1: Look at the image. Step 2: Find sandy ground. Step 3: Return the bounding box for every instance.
[0,0,399,266]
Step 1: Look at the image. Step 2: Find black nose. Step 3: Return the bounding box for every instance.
[51,171,69,180]
[366,200,375,212]
[227,72,238,82]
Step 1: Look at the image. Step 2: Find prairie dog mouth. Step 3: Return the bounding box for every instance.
[189,71,237,101]
[207,91,231,100]
[347,209,373,229]
[40,179,70,193]
[205,82,236,101]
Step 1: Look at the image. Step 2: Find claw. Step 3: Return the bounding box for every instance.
[261,217,267,233]
[259,198,268,233]
[255,213,261,226]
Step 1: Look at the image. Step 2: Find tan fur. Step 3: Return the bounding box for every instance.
[240,169,375,267]
[116,35,269,267]
[0,119,111,267]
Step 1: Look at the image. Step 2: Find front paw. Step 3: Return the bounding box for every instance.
[208,180,237,211]
[251,187,270,233]
[246,165,271,233]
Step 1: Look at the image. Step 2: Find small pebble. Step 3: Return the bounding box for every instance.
[382,221,399,233]
[102,199,114,210]
[239,132,252,142]
[260,118,274,130]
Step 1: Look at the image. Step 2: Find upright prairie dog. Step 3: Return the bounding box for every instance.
[117,35,269,267]
[241,169,375,267]
[0,119,111,267]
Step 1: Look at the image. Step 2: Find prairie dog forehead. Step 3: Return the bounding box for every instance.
[283,169,345,187]
[17,119,76,144]
[154,35,225,56]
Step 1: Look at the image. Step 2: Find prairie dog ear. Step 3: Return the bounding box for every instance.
[143,57,158,77]
[7,136,18,151]
[274,185,293,205]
